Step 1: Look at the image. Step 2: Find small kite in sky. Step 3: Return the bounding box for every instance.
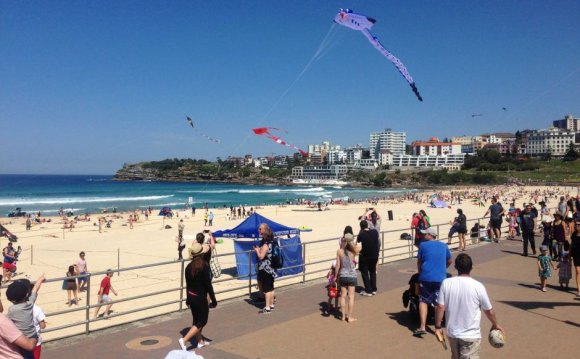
[252,127,307,156]
[334,9,423,101]
[186,116,221,144]
[471,113,483,118]
[502,107,508,111]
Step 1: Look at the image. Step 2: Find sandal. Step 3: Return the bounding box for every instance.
[413,329,427,337]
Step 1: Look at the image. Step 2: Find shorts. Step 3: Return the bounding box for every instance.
[2,262,16,271]
[100,294,112,304]
[448,225,458,237]
[78,272,88,284]
[457,226,467,235]
[338,276,357,287]
[490,218,502,230]
[419,281,441,306]
[448,337,481,359]
[258,270,275,293]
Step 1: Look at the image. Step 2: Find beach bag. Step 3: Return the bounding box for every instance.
[270,239,283,269]
[209,247,221,278]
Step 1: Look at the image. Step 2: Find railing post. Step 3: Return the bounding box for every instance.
[302,243,306,283]
[381,232,385,264]
[85,273,91,335]
[248,251,252,297]
[179,259,185,312]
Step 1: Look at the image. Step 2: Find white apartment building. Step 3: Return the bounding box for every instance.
[390,154,466,170]
[291,165,348,179]
[411,137,461,156]
[553,114,579,132]
[369,129,406,159]
[526,128,576,156]
[327,149,348,164]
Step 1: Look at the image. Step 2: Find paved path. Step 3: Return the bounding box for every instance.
[43,240,579,358]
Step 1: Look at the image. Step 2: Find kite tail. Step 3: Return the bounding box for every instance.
[410,83,423,102]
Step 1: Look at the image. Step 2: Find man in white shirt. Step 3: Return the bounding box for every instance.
[435,253,504,358]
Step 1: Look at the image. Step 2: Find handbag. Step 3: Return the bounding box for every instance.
[209,247,221,278]
[328,284,338,298]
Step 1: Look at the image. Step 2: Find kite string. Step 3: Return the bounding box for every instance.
[261,22,338,121]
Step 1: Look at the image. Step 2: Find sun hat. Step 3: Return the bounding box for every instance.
[188,242,204,258]
[420,227,438,237]
[540,245,548,252]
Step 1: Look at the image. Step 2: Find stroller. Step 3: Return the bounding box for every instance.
[402,272,450,324]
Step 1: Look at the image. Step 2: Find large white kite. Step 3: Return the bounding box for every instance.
[334,9,423,101]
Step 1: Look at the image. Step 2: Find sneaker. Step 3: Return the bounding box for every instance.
[197,341,210,349]
[260,307,272,314]
[371,291,377,295]
[541,287,547,292]
[270,305,275,311]
[178,338,187,350]
[360,292,373,297]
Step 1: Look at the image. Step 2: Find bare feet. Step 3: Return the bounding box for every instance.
[347,317,357,323]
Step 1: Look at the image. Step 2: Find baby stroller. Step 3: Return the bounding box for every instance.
[402,272,450,324]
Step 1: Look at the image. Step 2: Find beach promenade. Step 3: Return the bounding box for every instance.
[43,240,578,359]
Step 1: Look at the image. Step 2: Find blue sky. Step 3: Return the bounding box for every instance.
[1,0,579,174]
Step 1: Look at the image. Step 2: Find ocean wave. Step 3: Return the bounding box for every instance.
[0,195,174,206]
[177,187,326,194]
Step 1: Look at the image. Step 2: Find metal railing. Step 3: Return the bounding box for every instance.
[38,215,498,342]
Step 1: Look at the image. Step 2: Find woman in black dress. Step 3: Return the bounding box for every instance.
[178,242,217,351]
[570,220,580,297]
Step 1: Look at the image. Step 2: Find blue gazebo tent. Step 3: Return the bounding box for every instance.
[213,213,303,279]
[212,212,300,238]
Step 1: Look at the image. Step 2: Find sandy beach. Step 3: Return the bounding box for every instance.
[1,184,578,340]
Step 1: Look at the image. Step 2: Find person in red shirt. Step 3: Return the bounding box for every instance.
[93,270,118,319]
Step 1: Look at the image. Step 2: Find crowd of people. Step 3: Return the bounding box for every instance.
[1,185,579,359]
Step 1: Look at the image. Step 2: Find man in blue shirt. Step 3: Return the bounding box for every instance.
[414,227,452,337]
[519,204,538,256]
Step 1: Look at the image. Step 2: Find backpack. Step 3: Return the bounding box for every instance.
[416,217,427,231]
[270,239,283,269]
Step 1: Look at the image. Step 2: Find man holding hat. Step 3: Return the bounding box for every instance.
[414,227,452,337]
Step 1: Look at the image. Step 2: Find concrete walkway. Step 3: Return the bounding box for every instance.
[43,240,579,358]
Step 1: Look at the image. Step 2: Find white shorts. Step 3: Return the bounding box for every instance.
[101,295,112,304]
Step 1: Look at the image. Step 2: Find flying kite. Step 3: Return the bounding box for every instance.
[252,127,308,156]
[334,9,423,101]
[471,114,483,118]
[186,116,221,144]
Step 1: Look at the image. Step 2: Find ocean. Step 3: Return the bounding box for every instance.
[0,175,414,217]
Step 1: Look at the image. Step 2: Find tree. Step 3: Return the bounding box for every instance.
[562,142,578,162]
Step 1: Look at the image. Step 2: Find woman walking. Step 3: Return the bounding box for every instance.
[455,209,468,251]
[178,242,217,351]
[254,223,276,314]
[570,220,580,297]
[334,233,360,322]
[65,265,79,306]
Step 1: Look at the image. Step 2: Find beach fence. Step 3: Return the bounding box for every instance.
[34,216,498,342]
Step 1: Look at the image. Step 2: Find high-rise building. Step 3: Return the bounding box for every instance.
[369,129,406,159]
[553,114,579,132]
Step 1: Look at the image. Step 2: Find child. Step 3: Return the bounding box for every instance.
[557,251,572,289]
[325,260,339,313]
[6,274,45,359]
[537,245,556,292]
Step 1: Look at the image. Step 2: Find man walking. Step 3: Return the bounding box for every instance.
[519,204,538,256]
[483,197,504,242]
[435,253,504,358]
[357,220,380,296]
[76,251,89,292]
[414,227,452,337]
[178,219,185,240]
[93,270,118,318]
